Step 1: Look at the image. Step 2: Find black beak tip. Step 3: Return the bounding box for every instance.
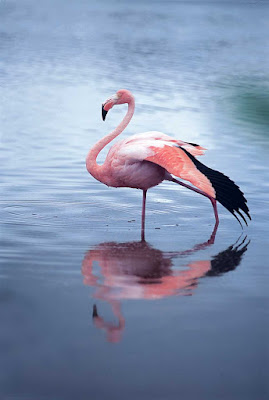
[92,304,98,318]
[102,105,108,121]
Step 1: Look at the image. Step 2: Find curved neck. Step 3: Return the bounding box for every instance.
[86,98,135,181]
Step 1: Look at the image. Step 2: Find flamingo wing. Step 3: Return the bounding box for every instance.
[145,143,251,224]
[123,131,206,157]
[117,139,213,195]
[117,138,250,224]
[145,143,216,197]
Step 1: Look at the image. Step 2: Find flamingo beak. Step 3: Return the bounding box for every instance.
[102,105,108,121]
[92,304,98,318]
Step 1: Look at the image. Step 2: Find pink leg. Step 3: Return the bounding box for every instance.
[171,178,219,231]
[141,190,147,241]
[210,197,219,227]
[207,199,219,244]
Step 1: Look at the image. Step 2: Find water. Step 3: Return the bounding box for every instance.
[1,1,269,399]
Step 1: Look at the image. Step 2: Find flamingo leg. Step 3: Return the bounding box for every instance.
[171,177,219,230]
[210,197,219,227]
[141,189,147,241]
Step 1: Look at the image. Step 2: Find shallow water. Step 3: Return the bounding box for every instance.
[1,1,269,399]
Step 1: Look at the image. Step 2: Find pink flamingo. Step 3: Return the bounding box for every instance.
[86,89,250,238]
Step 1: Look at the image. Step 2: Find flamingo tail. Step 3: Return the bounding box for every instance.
[179,147,251,225]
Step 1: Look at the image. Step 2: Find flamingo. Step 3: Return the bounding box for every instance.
[86,89,250,238]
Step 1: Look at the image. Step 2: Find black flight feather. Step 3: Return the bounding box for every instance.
[179,147,251,225]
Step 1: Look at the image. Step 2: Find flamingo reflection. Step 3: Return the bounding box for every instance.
[82,234,249,343]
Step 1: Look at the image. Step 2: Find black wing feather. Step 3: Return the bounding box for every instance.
[179,147,251,225]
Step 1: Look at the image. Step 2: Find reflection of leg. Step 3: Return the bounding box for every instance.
[172,178,220,228]
[141,190,147,242]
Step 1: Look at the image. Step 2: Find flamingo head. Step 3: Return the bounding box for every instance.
[102,89,133,121]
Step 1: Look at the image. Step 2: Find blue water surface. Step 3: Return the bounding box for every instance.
[0,1,268,399]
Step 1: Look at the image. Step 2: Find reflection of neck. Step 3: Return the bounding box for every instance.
[92,301,125,343]
[86,99,135,182]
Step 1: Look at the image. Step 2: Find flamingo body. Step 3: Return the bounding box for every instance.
[86,89,250,235]
[93,131,206,190]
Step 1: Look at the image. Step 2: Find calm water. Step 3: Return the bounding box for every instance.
[1,1,269,399]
